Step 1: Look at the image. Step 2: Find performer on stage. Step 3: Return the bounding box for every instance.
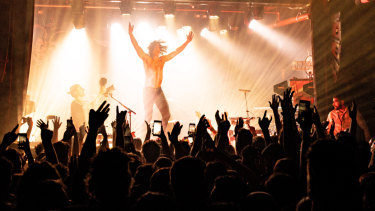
[128,22,193,130]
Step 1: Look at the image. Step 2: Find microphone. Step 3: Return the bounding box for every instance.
[238,89,251,93]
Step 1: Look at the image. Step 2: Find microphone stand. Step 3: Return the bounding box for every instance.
[109,93,136,132]
[239,89,251,118]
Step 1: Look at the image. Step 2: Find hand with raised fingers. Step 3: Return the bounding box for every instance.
[348,101,357,120]
[89,101,110,130]
[0,124,19,150]
[278,88,295,114]
[218,111,231,134]
[187,31,194,42]
[234,117,244,137]
[258,110,273,131]
[116,106,127,129]
[168,121,183,144]
[128,22,134,34]
[36,119,48,130]
[269,94,280,111]
[52,116,62,131]
[196,115,210,137]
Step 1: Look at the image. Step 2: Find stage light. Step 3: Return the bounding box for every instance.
[71,0,85,29]
[200,28,209,37]
[249,19,259,30]
[208,3,220,19]
[120,0,132,15]
[164,1,176,17]
[219,29,227,35]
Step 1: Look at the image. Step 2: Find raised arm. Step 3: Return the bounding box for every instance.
[162,31,193,62]
[128,22,149,60]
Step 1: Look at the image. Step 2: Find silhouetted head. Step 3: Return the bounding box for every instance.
[210,175,249,204]
[133,138,142,152]
[150,167,171,195]
[242,145,260,172]
[134,192,176,211]
[148,40,167,58]
[89,148,131,207]
[265,173,299,210]
[153,156,172,169]
[244,191,278,211]
[273,158,298,179]
[170,156,206,207]
[1,148,22,173]
[17,162,62,210]
[235,128,253,155]
[261,143,285,175]
[134,164,155,190]
[142,140,161,164]
[0,157,13,199]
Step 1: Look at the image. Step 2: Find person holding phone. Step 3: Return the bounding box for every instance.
[128,22,194,130]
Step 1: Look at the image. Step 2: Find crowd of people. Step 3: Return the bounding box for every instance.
[0,88,374,211]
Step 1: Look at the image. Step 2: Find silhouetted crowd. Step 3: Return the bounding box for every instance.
[0,88,374,211]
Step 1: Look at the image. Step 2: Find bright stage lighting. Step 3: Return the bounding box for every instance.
[248,19,301,57]
[200,28,209,37]
[26,28,93,141]
[219,29,227,35]
[249,19,259,30]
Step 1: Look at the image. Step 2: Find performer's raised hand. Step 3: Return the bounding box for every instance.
[128,22,134,34]
[187,31,194,42]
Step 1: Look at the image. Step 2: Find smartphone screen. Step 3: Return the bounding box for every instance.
[188,123,195,135]
[299,100,310,114]
[67,120,73,127]
[18,133,27,144]
[153,120,162,136]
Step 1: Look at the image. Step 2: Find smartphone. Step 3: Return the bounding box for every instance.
[67,119,73,128]
[188,123,196,136]
[152,120,162,136]
[299,100,310,114]
[18,133,27,144]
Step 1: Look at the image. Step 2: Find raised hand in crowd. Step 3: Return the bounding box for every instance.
[144,120,151,142]
[215,110,231,152]
[80,101,110,161]
[26,117,33,140]
[269,94,282,135]
[116,105,127,149]
[38,119,59,164]
[51,116,62,143]
[191,115,210,157]
[0,124,19,152]
[234,117,244,137]
[258,110,272,146]
[278,88,300,160]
